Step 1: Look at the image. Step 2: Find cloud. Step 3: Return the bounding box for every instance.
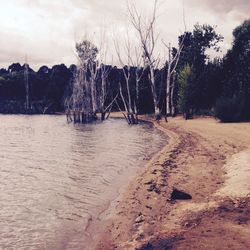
[185,0,250,19]
[0,0,79,69]
[0,0,248,70]
[183,0,249,55]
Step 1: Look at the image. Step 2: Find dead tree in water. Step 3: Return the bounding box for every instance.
[114,36,144,124]
[66,40,116,123]
[68,40,99,123]
[98,63,117,121]
[133,47,145,122]
[24,61,32,113]
[97,32,118,120]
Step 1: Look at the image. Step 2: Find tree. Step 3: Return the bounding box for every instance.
[24,63,31,112]
[114,35,144,124]
[0,63,72,114]
[163,3,186,119]
[98,64,114,121]
[68,40,99,122]
[176,24,223,114]
[215,19,250,121]
[67,39,117,123]
[128,0,162,120]
[163,39,185,119]
[177,64,193,119]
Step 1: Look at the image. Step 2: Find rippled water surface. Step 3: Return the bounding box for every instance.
[0,115,167,249]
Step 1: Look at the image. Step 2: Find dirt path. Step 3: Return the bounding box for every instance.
[95,116,250,250]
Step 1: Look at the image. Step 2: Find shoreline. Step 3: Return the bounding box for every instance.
[82,116,169,249]
[95,115,250,249]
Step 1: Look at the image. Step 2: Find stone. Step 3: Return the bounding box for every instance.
[135,215,145,224]
[170,188,192,200]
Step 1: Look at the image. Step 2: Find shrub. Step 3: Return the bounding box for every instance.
[214,95,244,122]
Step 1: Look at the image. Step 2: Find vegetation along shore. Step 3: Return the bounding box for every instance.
[0,19,249,124]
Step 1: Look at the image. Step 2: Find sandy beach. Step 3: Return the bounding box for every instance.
[95,116,250,250]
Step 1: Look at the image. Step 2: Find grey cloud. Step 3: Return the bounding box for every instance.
[0,26,74,70]
[0,0,248,69]
[0,47,75,70]
[185,0,250,18]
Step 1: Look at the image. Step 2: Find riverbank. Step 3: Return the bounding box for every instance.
[95,116,250,249]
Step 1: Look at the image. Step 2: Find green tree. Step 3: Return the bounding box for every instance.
[216,19,250,121]
[178,24,223,70]
[177,64,194,118]
[176,24,223,114]
[75,40,98,64]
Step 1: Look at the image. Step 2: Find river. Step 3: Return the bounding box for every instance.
[0,115,167,249]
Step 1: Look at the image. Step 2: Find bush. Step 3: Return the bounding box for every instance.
[215,95,244,122]
[195,109,215,116]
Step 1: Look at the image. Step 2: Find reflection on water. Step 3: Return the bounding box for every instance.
[0,115,167,249]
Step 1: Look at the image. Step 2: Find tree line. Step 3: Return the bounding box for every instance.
[0,19,249,122]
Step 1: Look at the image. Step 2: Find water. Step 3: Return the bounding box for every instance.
[0,115,167,249]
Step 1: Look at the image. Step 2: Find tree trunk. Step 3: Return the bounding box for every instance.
[150,67,161,120]
[170,72,176,117]
[90,79,97,113]
[166,77,171,116]
[166,66,171,117]
[101,112,106,121]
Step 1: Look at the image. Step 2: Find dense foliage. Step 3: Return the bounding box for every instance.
[175,24,223,115]
[0,63,153,115]
[0,63,73,113]
[215,19,250,122]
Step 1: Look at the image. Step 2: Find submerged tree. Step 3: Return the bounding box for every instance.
[98,63,115,121]
[24,63,31,112]
[66,40,116,123]
[65,40,98,122]
[114,35,144,124]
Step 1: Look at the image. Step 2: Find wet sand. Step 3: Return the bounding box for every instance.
[95,116,250,250]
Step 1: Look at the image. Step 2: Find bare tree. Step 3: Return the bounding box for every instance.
[114,34,144,124]
[67,37,117,123]
[97,63,119,121]
[163,40,185,119]
[163,4,186,120]
[24,56,32,113]
[128,0,187,120]
[114,38,134,123]
[89,60,98,115]
[96,33,117,121]
[99,63,110,120]
[132,45,145,121]
[128,0,162,120]
[69,40,99,123]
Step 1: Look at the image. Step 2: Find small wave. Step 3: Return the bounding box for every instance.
[0,115,168,248]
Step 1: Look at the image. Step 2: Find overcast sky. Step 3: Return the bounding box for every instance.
[0,0,249,70]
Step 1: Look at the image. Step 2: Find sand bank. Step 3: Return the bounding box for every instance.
[95,116,250,250]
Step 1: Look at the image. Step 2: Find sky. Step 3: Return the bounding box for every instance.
[0,0,249,70]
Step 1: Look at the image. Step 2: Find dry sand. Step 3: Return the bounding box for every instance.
[95,116,250,250]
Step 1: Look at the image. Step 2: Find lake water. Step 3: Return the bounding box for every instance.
[0,115,167,249]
